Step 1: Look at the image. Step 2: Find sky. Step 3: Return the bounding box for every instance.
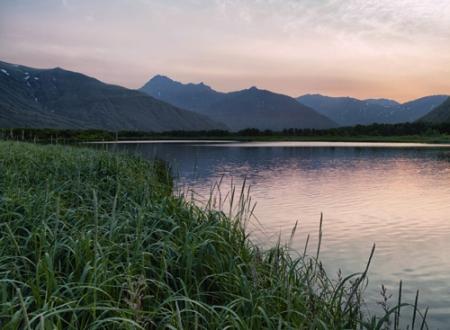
[0,0,449,102]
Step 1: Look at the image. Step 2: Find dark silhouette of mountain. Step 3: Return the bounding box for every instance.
[419,97,450,123]
[203,87,337,131]
[0,61,223,131]
[140,75,225,112]
[297,94,448,126]
[141,76,337,131]
[297,94,399,126]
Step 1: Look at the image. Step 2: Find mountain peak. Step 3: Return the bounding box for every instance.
[145,75,214,91]
[140,74,224,112]
[244,86,266,94]
[149,74,175,83]
[301,93,326,98]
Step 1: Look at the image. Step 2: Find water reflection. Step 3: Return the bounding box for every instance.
[105,142,450,328]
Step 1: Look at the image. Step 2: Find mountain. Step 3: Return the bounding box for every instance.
[401,95,449,122]
[364,98,400,107]
[419,97,450,123]
[140,75,225,112]
[141,76,337,131]
[202,87,336,131]
[297,94,401,126]
[0,61,223,131]
[297,94,448,126]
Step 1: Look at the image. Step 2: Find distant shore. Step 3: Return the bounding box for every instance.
[1,122,450,144]
[93,134,450,144]
[232,135,450,143]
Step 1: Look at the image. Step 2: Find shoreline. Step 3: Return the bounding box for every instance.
[88,136,450,146]
[0,141,427,328]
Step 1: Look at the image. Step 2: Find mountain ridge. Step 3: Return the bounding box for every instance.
[297,93,448,126]
[202,86,337,131]
[140,76,337,131]
[140,75,225,112]
[141,75,448,129]
[0,61,224,131]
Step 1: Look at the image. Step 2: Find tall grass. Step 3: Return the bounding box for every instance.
[0,141,426,329]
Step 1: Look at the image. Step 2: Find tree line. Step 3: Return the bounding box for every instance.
[1,122,449,142]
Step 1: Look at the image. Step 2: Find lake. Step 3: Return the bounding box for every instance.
[102,141,450,328]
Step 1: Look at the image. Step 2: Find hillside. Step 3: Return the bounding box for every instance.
[0,61,223,131]
[419,97,450,123]
[141,76,337,131]
[402,95,449,121]
[297,94,448,126]
[203,87,337,131]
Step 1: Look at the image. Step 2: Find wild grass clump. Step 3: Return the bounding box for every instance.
[0,142,426,329]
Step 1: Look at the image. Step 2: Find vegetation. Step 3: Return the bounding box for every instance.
[0,142,427,329]
[1,121,450,144]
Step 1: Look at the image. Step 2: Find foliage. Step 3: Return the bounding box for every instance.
[1,122,450,144]
[0,142,427,329]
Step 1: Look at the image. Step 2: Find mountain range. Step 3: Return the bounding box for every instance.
[142,75,448,128]
[296,94,448,126]
[0,61,223,131]
[1,60,449,131]
[141,76,337,131]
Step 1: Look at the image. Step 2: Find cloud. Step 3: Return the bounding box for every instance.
[0,0,449,101]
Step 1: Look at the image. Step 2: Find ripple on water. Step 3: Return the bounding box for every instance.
[113,142,450,328]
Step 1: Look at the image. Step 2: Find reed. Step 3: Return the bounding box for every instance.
[0,141,426,329]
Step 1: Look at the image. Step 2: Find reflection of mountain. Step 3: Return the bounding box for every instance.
[103,142,450,330]
[107,143,448,183]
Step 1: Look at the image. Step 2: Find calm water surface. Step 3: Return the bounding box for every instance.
[104,141,450,328]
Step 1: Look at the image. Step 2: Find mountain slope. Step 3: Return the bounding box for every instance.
[141,76,337,131]
[419,97,450,123]
[297,94,398,126]
[140,75,225,112]
[203,87,337,131]
[0,61,223,131]
[297,94,448,126]
[401,95,449,122]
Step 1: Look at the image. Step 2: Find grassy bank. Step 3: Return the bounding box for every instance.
[0,142,425,329]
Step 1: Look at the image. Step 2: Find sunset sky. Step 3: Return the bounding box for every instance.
[1,0,449,102]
